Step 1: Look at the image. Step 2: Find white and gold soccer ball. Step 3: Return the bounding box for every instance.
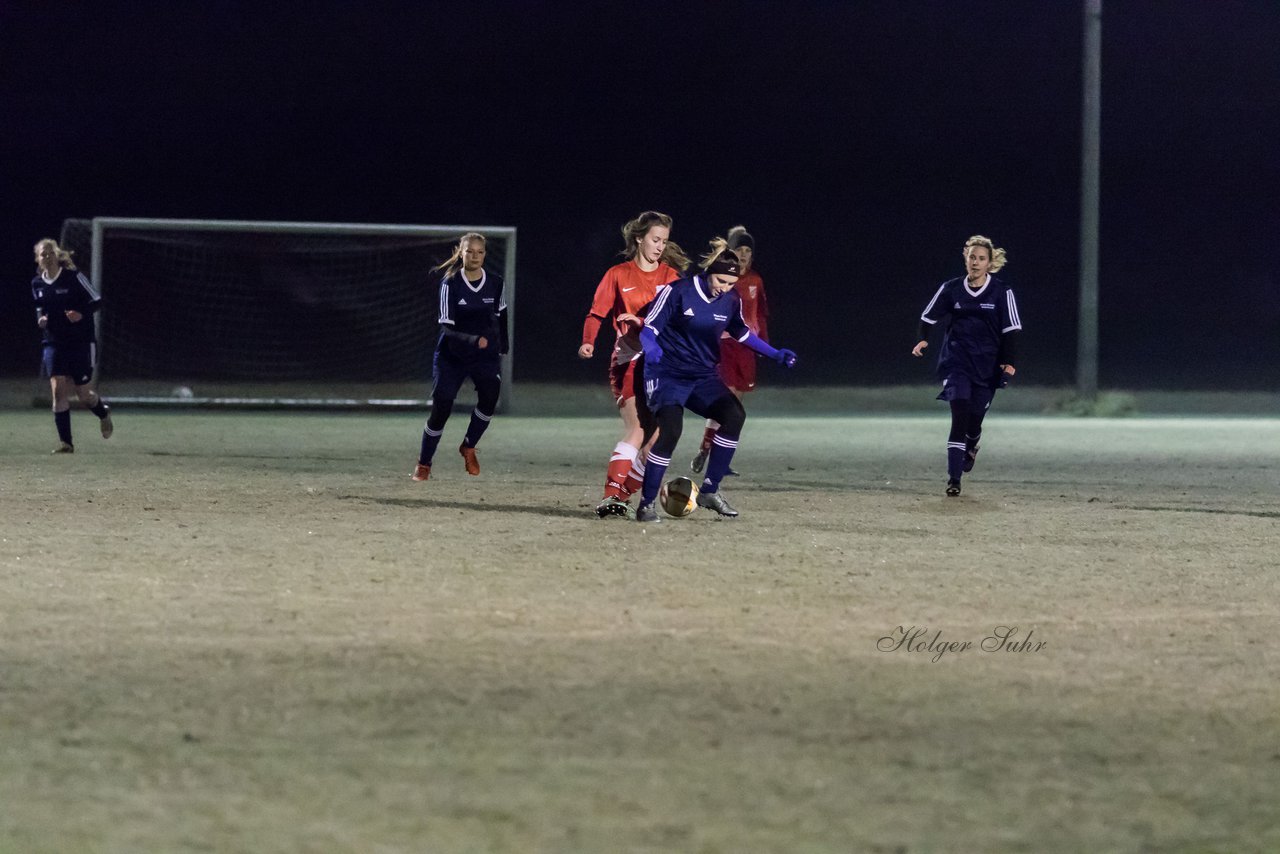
[659,476,699,517]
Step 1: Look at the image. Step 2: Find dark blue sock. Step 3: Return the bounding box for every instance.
[640,451,670,507]
[700,433,739,493]
[54,410,72,445]
[462,408,492,448]
[947,443,966,480]
[90,398,109,419]
[419,425,444,466]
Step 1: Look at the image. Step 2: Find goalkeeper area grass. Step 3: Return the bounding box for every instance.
[1,401,1278,852]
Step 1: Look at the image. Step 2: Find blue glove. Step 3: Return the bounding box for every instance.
[776,348,797,368]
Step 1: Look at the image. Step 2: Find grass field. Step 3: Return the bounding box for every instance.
[1,398,1278,853]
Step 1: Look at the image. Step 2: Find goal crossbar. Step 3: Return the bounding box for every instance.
[77,217,516,411]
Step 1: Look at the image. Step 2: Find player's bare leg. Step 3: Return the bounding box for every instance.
[75,384,113,439]
[49,376,74,453]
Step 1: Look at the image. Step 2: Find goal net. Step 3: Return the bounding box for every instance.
[58,218,516,410]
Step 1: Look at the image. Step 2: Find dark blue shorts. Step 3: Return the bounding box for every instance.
[432,349,501,400]
[42,343,96,385]
[644,370,733,418]
[937,374,995,409]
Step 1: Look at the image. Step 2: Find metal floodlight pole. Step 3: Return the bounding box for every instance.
[1077,0,1102,398]
[500,229,516,413]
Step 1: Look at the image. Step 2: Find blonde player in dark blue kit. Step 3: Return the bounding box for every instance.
[912,235,1022,496]
[634,239,798,523]
[411,232,508,482]
[31,239,114,453]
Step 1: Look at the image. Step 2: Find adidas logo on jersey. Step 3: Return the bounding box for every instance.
[458,298,467,305]
[684,308,695,316]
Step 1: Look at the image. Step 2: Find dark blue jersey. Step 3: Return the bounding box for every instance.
[644,275,750,380]
[436,268,507,359]
[919,274,1022,385]
[32,268,101,345]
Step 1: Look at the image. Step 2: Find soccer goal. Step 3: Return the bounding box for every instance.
[57,217,516,410]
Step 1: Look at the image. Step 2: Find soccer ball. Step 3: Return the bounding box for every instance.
[659,476,699,517]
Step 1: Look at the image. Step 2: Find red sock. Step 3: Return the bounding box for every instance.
[621,458,645,498]
[604,443,636,500]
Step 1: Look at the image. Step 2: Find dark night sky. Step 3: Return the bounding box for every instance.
[4,1,1278,389]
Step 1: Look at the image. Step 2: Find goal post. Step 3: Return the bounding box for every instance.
[58,218,516,411]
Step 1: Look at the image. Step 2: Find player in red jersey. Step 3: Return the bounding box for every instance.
[691,225,770,474]
[579,211,689,519]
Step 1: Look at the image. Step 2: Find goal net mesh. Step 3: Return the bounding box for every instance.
[59,219,512,408]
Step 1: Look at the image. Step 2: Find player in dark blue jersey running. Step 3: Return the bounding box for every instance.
[31,239,114,454]
[912,235,1022,496]
[411,232,509,481]
[634,239,798,523]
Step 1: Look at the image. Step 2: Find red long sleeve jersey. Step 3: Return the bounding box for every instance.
[581,260,681,363]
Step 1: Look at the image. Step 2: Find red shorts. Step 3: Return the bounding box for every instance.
[717,338,757,392]
[609,356,642,406]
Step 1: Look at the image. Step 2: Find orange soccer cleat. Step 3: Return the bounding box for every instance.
[411,463,431,482]
[459,443,480,476]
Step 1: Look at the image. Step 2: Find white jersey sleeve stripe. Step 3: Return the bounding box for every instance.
[439,278,453,325]
[1004,290,1022,331]
[646,285,674,337]
[733,298,750,341]
[76,272,101,300]
[920,282,948,323]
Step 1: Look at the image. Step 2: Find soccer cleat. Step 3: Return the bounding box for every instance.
[635,502,662,524]
[963,443,980,473]
[51,442,74,454]
[99,411,113,439]
[725,466,739,477]
[595,496,634,519]
[459,443,480,476]
[946,479,962,497]
[696,490,739,517]
[690,449,708,473]
[411,463,431,482]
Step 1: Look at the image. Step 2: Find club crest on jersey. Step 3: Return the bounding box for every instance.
[748,286,757,298]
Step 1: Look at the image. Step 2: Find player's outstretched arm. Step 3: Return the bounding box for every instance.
[740,331,796,367]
